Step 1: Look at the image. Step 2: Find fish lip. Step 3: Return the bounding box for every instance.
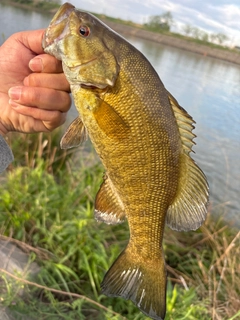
[42,3,75,49]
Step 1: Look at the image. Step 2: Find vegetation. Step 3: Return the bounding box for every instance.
[143,13,229,47]
[92,13,236,54]
[5,0,60,11]
[0,131,239,319]
[144,12,174,33]
[181,24,229,46]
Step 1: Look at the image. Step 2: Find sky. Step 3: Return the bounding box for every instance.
[63,0,240,46]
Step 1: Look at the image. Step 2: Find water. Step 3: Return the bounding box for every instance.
[0,3,52,40]
[0,3,239,225]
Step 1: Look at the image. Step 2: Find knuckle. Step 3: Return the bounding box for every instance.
[26,73,40,87]
[42,55,62,72]
[62,93,72,111]
[27,87,41,105]
[53,91,71,112]
[44,112,64,131]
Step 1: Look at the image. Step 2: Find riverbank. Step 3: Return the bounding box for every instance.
[2,0,240,66]
[104,20,240,66]
[0,0,59,14]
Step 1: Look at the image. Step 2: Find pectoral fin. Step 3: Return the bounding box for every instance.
[95,174,126,225]
[167,91,209,231]
[60,116,88,149]
[93,99,130,140]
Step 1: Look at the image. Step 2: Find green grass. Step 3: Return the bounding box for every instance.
[0,131,239,319]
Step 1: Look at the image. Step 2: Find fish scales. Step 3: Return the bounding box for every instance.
[43,3,209,319]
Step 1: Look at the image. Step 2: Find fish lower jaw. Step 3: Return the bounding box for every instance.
[43,43,63,61]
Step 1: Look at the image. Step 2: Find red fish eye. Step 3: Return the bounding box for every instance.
[79,25,90,37]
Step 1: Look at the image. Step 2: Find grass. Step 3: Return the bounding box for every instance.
[0,130,239,319]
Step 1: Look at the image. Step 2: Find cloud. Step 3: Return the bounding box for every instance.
[212,4,240,28]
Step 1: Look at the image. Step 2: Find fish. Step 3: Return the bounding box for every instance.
[42,3,209,319]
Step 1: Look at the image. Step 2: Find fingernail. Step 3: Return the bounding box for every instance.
[29,57,43,72]
[8,87,22,101]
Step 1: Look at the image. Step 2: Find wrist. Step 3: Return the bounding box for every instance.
[0,122,8,136]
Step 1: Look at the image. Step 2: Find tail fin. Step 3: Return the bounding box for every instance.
[101,246,167,320]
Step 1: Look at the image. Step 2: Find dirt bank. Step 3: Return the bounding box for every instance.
[104,20,240,66]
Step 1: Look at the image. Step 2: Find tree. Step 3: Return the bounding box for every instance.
[215,33,228,45]
[209,33,218,43]
[200,31,209,42]
[144,12,174,32]
[209,33,228,45]
[182,24,193,37]
[191,27,202,39]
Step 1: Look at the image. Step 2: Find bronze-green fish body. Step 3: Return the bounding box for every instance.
[43,3,209,319]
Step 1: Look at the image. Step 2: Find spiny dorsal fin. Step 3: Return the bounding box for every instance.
[95,174,126,225]
[168,91,196,155]
[60,116,88,149]
[167,92,209,231]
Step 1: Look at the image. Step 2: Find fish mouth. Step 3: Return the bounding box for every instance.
[42,2,75,49]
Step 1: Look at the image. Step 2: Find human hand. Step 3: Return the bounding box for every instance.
[0,29,71,136]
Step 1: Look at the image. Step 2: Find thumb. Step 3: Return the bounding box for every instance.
[16,29,46,55]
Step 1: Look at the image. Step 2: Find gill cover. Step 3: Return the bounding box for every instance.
[45,3,120,89]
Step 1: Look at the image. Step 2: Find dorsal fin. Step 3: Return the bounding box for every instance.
[95,174,126,225]
[168,91,196,155]
[167,92,209,231]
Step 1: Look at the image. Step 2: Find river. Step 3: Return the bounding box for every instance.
[0,2,239,226]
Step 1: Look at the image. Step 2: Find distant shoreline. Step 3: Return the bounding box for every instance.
[105,20,240,66]
[2,0,240,65]
[0,0,57,14]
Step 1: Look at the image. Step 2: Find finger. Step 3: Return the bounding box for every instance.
[16,29,45,55]
[8,86,71,113]
[24,73,70,92]
[10,103,67,131]
[29,54,63,73]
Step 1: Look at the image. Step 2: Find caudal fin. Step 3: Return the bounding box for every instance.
[101,246,167,320]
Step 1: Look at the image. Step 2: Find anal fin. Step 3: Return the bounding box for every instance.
[95,174,126,225]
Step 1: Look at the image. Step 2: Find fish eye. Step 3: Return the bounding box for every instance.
[79,25,90,37]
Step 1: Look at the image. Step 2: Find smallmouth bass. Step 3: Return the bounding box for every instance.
[43,3,209,319]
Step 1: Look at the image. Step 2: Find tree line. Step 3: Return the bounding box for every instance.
[144,12,229,46]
